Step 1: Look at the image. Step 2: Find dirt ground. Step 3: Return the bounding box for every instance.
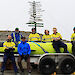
[0,69,73,75]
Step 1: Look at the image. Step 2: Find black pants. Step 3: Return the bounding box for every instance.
[72,41,75,56]
[53,40,67,53]
[1,52,18,72]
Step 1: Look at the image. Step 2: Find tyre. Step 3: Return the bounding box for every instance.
[59,56,75,74]
[39,56,56,75]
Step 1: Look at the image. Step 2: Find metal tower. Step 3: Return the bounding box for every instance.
[27,1,44,32]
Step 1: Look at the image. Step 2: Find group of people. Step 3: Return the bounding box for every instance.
[29,27,75,54]
[1,28,31,75]
[1,27,75,75]
[29,27,67,53]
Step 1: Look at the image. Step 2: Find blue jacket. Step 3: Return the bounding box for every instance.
[11,32,22,42]
[18,41,31,55]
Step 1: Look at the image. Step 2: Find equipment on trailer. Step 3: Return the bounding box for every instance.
[0,42,75,74]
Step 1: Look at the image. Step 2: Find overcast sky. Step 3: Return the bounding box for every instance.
[0,0,75,40]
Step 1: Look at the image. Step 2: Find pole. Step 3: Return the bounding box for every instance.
[34,21,36,33]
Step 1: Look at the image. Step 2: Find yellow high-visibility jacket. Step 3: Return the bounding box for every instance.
[71,33,75,41]
[28,33,41,41]
[51,32,62,41]
[42,34,52,42]
[3,41,15,50]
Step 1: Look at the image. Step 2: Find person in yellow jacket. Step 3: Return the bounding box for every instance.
[51,27,67,53]
[28,28,41,42]
[42,30,52,42]
[71,27,75,56]
[1,35,19,75]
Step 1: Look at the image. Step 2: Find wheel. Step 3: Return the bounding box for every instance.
[39,56,56,75]
[59,56,75,74]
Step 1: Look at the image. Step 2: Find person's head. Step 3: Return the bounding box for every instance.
[21,37,26,42]
[15,28,19,33]
[32,28,35,33]
[73,27,75,32]
[53,27,57,33]
[7,35,12,42]
[8,35,12,39]
[44,30,49,35]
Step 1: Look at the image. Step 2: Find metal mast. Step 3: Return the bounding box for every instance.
[27,1,44,33]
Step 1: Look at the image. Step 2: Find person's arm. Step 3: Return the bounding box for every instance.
[42,35,44,42]
[28,34,31,42]
[50,35,52,42]
[71,34,73,42]
[18,44,22,56]
[59,33,62,40]
[20,33,23,38]
[42,35,45,42]
[6,42,15,51]
[11,33,14,42]
[37,34,41,41]
[55,33,62,41]
[28,44,31,55]
[7,42,15,51]
[51,34,54,41]
[3,42,11,52]
[3,42,8,50]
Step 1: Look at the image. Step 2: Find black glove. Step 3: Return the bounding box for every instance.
[4,49,10,52]
[5,48,15,52]
[9,48,15,52]
[9,48,15,50]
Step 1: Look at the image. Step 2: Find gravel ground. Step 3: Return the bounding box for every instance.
[0,69,73,75]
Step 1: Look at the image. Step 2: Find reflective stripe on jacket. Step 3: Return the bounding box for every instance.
[71,33,75,41]
[3,41,15,50]
[28,33,41,41]
[51,32,62,41]
[42,34,52,42]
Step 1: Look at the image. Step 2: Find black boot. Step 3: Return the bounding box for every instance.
[15,72,20,75]
[21,72,25,75]
[0,71,4,75]
[28,70,31,75]
[28,72,31,75]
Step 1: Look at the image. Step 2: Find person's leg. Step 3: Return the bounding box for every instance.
[26,55,31,73]
[18,55,24,72]
[72,41,75,56]
[10,54,18,73]
[53,42,60,53]
[58,41,67,53]
[1,53,8,72]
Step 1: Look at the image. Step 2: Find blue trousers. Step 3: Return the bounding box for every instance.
[1,52,18,72]
[53,40,67,53]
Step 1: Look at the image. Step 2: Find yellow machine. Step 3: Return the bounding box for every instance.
[0,42,72,54]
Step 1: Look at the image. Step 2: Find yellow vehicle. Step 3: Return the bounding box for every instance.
[0,42,75,75]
